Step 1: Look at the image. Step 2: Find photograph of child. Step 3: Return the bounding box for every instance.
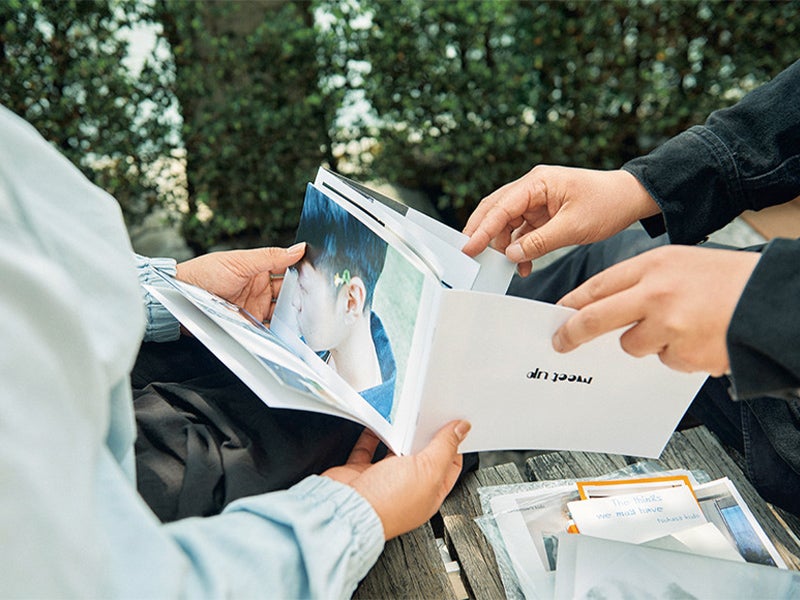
[280,184,424,423]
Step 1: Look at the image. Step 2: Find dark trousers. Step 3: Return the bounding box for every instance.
[132,337,365,522]
[133,336,478,522]
[509,229,800,515]
[690,377,800,514]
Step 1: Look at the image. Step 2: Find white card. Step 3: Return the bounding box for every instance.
[567,485,706,544]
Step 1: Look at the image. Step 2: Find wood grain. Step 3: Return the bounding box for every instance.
[440,463,524,600]
[353,521,456,599]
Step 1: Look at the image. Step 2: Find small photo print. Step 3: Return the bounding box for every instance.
[695,478,786,568]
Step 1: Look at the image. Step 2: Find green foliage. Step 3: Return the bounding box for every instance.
[0,0,176,226]
[152,0,342,252]
[328,0,800,226]
[4,0,799,249]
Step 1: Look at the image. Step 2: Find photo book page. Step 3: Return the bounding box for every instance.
[148,166,707,457]
[269,181,448,449]
[147,169,511,453]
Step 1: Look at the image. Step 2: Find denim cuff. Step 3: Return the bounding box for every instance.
[623,126,745,245]
[291,476,385,557]
[727,238,800,399]
[136,255,181,342]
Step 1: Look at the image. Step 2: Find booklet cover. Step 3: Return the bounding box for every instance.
[147,167,706,456]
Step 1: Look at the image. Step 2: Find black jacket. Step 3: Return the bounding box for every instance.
[623,59,800,401]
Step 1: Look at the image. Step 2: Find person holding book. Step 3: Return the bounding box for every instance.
[462,59,800,514]
[132,248,373,522]
[0,103,471,598]
[289,184,397,421]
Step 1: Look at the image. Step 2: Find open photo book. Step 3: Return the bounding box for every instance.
[146,167,706,457]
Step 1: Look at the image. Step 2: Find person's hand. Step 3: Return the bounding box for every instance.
[323,420,470,540]
[552,245,761,376]
[176,242,305,323]
[462,166,661,276]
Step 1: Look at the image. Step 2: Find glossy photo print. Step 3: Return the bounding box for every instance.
[275,184,425,423]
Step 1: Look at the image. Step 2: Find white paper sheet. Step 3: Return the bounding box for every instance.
[567,486,706,544]
[644,523,746,563]
[413,289,706,456]
[554,534,800,600]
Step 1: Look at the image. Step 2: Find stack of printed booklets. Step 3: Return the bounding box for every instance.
[477,463,800,599]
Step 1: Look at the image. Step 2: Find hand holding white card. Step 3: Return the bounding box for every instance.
[148,166,707,457]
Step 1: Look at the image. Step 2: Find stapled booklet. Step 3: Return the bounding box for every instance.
[146,167,705,456]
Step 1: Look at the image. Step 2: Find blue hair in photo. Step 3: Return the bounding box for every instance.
[296,184,388,308]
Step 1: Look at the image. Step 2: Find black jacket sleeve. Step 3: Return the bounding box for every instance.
[622,60,800,399]
[623,59,800,244]
[727,239,800,399]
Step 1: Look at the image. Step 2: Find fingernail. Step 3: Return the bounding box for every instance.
[454,421,471,442]
[552,332,564,353]
[287,242,306,254]
[507,243,524,262]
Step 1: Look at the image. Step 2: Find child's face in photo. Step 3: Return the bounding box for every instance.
[291,260,347,352]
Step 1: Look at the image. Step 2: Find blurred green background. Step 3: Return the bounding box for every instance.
[2,0,798,255]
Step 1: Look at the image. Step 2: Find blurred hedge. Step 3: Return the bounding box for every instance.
[152,0,342,251]
[0,0,176,226]
[2,0,798,251]
[331,0,800,226]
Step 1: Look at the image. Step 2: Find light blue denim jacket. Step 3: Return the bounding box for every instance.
[0,105,383,599]
[136,254,181,343]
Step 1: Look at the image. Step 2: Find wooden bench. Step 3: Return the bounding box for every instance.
[353,425,800,599]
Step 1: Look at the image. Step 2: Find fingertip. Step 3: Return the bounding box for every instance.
[348,428,381,463]
[454,420,471,443]
[460,238,477,257]
[360,427,381,445]
[552,330,566,353]
[427,420,471,457]
[461,231,488,258]
[261,242,304,271]
[506,243,525,263]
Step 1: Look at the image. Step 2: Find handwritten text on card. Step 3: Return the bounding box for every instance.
[567,486,706,544]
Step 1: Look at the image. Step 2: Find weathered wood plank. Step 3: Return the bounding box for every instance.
[634,426,800,570]
[771,506,800,554]
[356,426,800,599]
[526,449,628,481]
[353,520,455,600]
[440,463,524,600]
[526,428,800,570]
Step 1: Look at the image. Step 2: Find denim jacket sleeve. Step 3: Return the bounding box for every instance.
[726,239,800,400]
[136,254,181,343]
[623,58,800,245]
[0,102,386,599]
[623,60,800,400]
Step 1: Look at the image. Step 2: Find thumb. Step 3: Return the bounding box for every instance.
[505,218,573,263]
[240,242,306,275]
[421,420,470,474]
